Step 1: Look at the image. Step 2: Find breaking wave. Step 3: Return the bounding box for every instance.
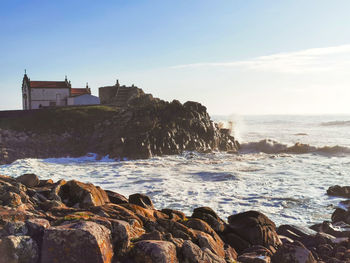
[321,121,350,127]
[239,139,350,155]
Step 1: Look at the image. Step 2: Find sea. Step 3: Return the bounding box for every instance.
[1,115,350,228]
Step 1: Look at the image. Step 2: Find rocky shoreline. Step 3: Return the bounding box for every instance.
[0,96,239,165]
[1,173,350,263]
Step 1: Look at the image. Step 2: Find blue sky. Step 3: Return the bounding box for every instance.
[1,0,350,114]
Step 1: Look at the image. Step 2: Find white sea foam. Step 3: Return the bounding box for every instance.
[321,120,350,127]
[240,139,350,155]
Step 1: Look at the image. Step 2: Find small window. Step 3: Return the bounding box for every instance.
[49,101,56,106]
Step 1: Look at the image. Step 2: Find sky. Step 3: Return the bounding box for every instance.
[1,0,350,115]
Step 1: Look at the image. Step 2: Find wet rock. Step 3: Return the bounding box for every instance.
[161,208,186,221]
[222,231,251,253]
[129,193,154,210]
[41,221,113,263]
[318,221,350,238]
[331,208,350,224]
[105,190,128,205]
[0,235,39,263]
[110,219,144,255]
[58,180,110,208]
[38,179,53,187]
[16,174,39,188]
[327,185,350,198]
[272,241,316,263]
[226,210,281,252]
[194,230,225,258]
[191,207,225,233]
[277,225,316,242]
[129,240,178,263]
[180,240,226,263]
[185,218,221,241]
[157,218,196,240]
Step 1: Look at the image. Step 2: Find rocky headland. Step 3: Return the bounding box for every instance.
[1,173,350,263]
[0,91,239,164]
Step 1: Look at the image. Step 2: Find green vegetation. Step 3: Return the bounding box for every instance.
[0,105,119,133]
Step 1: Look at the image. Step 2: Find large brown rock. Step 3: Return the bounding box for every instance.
[58,180,109,208]
[105,190,128,205]
[193,230,226,258]
[110,219,144,255]
[226,211,281,252]
[0,235,39,263]
[16,174,39,188]
[129,193,155,209]
[327,185,350,198]
[41,221,113,263]
[191,207,225,233]
[272,241,316,263]
[129,240,179,263]
[180,240,226,263]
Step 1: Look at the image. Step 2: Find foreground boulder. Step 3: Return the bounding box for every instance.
[225,211,282,253]
[58,180,110,208]
[41,221,113,263]
[272,241,316,263]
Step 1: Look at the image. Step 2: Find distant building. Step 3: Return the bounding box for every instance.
[99,79,139,107]
[22,73,99,109]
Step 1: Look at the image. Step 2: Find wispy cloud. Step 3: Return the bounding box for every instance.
[172,45,350,73]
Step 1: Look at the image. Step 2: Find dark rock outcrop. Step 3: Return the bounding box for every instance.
[327,185,350,198]
[0,97,239,164]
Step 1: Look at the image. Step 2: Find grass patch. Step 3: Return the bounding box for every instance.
[0,105,119,134]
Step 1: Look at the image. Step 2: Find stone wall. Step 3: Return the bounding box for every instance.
[99,86,118,104]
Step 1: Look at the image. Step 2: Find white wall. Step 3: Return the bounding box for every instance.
[67,94,100,106]
[30,88,70,109]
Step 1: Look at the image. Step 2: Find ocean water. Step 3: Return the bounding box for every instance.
[1,115,350,227]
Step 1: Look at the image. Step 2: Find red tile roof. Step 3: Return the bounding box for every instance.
[30,81,70,89]
[71,88,91,96]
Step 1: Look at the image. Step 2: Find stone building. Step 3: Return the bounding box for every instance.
[22,73,99,109]
[99,80,142,107]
